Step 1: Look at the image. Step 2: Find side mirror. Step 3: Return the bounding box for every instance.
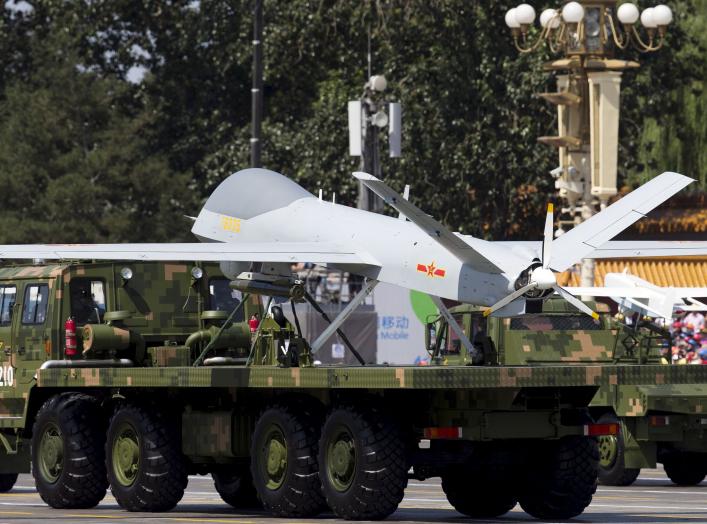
[425,322,436,352]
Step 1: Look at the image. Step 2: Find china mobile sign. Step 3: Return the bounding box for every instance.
[374,283,436,364]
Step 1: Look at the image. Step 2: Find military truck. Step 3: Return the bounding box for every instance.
[427,299,707,489]
[0,260,630,520]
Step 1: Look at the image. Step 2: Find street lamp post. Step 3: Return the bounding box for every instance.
[504,2,673,290]
[251,0,264,168]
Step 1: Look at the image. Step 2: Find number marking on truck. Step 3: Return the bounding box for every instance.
[0,364,14,387]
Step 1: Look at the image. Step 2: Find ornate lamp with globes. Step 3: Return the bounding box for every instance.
[503,2,673,290]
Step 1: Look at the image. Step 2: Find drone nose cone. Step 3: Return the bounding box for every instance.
[531,267,556,290]
[202,168,313,220]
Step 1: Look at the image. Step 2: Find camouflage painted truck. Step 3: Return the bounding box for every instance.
[428,298,707,489]
[0,260,629,521]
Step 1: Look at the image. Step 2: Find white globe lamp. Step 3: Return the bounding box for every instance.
[617,3,640,25]
[515,4,536,25]
[562,2,585,23]
[540,9,560,29]
[640,8,657,28]
[653,5,673,26]
[505,8,520,29]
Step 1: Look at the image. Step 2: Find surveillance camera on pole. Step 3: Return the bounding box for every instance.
[348,75,402,211]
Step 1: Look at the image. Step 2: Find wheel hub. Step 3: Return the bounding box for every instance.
[331,440,354,477]
[39,423,64,483]
[266,439,287,478]
[598,435,618,468]
[327,428,356,492]
[112,424,140,487]
[262,426,287,490]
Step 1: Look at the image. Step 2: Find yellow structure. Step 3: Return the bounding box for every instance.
[561,257,707,288]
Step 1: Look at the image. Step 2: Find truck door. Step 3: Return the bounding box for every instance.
[14,282,51,378]
[0,284,17,362]
[0,282,51,424]
[0,285,18,412]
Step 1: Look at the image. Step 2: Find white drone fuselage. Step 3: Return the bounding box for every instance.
[192,199,519,310]
[0,168,703,318]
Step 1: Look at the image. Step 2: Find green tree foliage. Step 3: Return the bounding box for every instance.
[0,1,702,244]
[619,0,706,188]
[0,6,196,243]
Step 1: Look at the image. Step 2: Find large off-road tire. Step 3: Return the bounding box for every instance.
[250,402,325,517]
[0,473,18,493]
[106,404,187,512]
[518,436,598,520]
[442,466,517,518]
[318,405,408,520]
[597,414,640,486]
[663,453,707,486]
[213,463,260,508]
[31,393,108,509]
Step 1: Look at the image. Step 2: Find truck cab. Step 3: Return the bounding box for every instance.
[427,298,707,487]
[0,261,254,428]
[425,298,666,366]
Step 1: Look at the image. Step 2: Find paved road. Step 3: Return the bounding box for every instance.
[0,468,705,524]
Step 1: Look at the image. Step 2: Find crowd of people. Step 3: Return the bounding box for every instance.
[665,310,707,364]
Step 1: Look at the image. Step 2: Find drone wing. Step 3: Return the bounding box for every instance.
[588,241,707,259]
[496,240,707,260]
[563,286,655,298]
[548,172,694,272]
[0,242,380,267]
[354,172,505,274]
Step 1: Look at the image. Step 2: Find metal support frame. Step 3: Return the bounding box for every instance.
[0,432,18,455]
[245,296,272,367]
[310,279,378,355]
[429,295,475,355]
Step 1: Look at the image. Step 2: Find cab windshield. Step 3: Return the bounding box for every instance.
[0,286,16,326]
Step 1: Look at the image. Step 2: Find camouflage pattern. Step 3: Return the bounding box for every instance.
[437,298,707,465]
[0,261,257,428]
[1,260,704,472]
[147,346,192,367]
[36,363,612,390]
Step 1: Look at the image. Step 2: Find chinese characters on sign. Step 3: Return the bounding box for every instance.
[379,315,410,340]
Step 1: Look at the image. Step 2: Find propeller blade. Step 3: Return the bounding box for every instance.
[483,283,537,317]
[553,285,599,320]
[542,203,553,268]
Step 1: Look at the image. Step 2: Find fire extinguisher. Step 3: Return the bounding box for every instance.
[65,317,77,357]
[248,314,260,333]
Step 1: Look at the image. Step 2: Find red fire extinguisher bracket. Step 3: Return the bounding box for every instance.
[65,317,77,357]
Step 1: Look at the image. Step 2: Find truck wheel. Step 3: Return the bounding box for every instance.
[518,436,598,520]
[106,404,187,511]
[250,403,325,517]
[597,415,640,486]
[31,393,108,509]
[318,405,408,520]
[442,465,517,518]
[0,473,18,493]
[663,453,707,486]
[213,464,260,508]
